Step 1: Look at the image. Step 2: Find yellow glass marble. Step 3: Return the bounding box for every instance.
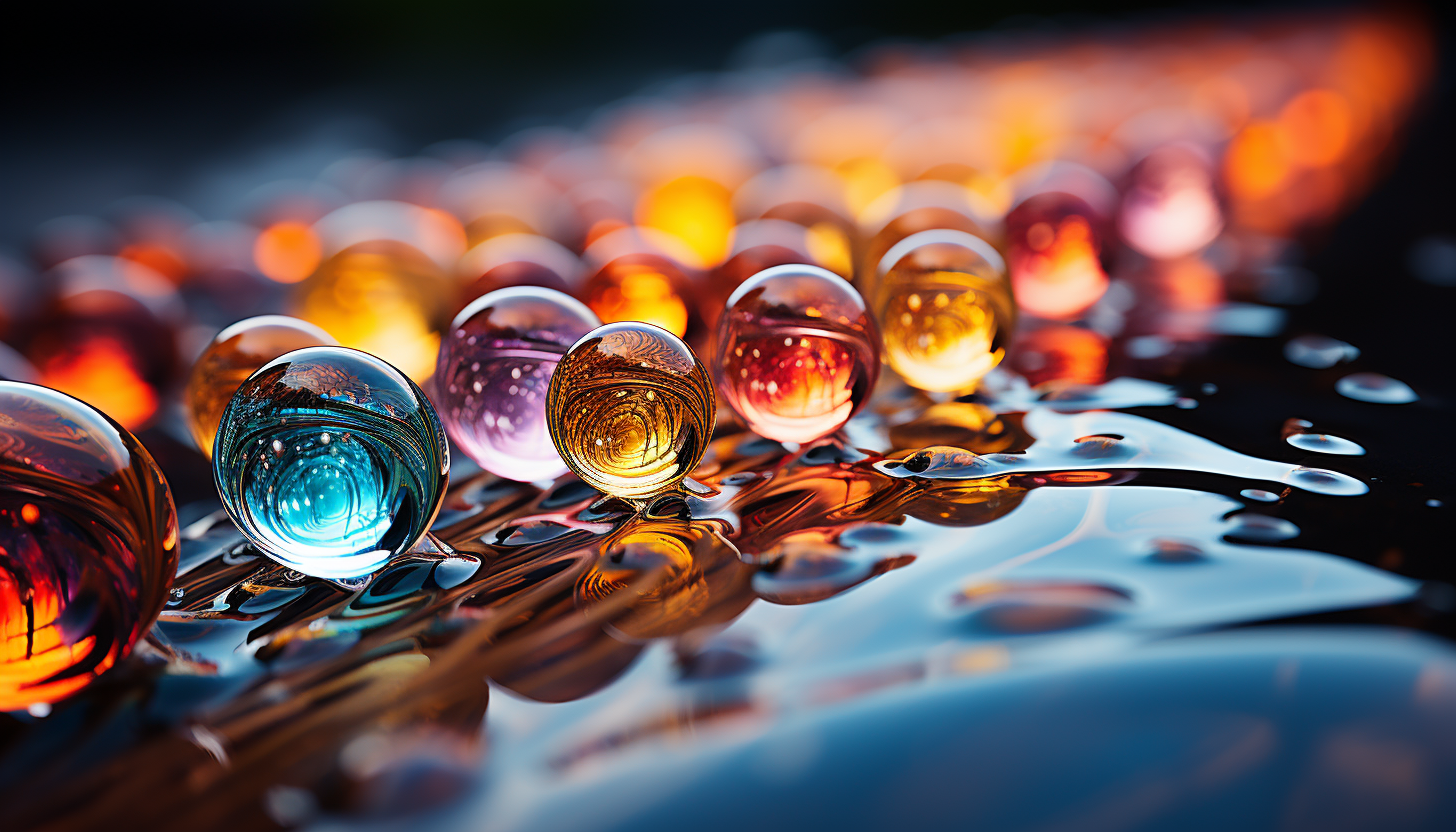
[875,229,1016,393]
[185,316,337,459]
[546,322,715,500]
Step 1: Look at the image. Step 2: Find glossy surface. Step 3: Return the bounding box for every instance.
[185,316,337,459]
[213,346,449,578]
[875,229,1016,393]
[436,288,601,482]
[547,322,714,499]
[716,265,880,443]
[0,383,177,709]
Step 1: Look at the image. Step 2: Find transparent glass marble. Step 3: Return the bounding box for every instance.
[213,346,449,579]
[435,287,600,482]
[546,322,715,500]
[716,265,880,444]
[0,382,178,709]
[875,229,1016,393]
[186,316,337,459]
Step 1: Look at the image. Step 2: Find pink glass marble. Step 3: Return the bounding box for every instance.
[716,264,880,444]
[435,287,601,481]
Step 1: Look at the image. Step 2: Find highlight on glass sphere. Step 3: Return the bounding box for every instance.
[715,264,881,444]
[212,346,450,579]
[546,322,715,501]
[0,382,179,710]
[186,316,338,459]
[858,181,1000,284]
[435,287,601,482]
[874,228,1016,393]
[1005,192,1111,321]
[578,227,705,342]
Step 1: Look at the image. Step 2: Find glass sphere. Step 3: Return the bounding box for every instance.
[716,265,880,443]
[292,241,454,382]
[1005,192,1110,321]
[186,316,337,459]
[435,287,601,482]
[0,382,178,710]
[875,229,1016,393]
[213,346,449,579]
[546,322,715,500]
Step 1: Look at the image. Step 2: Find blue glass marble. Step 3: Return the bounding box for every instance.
[213,346,449,579]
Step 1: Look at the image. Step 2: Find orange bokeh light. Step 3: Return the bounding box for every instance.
[118,243,188,284]
[37,337,159,429]
[636,176,736,267]
[1277,89,1353,168]
[254,221,323,284]
[1224,122,1290,200]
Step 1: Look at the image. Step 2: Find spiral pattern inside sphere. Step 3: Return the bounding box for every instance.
[213,347,449,579]
[547,323,714,500]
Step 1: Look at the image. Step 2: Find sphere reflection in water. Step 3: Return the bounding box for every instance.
[875,229,1016,393]
[547,322,715,500]
[716,265,880,443]
[0,383,178,710]
[435,288,600,482]
[186,316,338,459]
[213,347,449,579]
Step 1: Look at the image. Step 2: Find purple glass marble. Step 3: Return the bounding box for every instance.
[436,287,601,482]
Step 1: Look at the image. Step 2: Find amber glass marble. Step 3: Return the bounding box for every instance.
[581,254,702,342]
[186,316,337,459]
[875,229,1016,393]
[716,265,880,444]
[292,241,454,382]
[861,182,996,287]
[546,322,715,500]
[0,382,178,710]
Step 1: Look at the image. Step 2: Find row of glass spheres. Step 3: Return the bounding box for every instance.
[184,221,1010,580]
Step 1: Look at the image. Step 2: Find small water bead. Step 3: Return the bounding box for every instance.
[0,382,178,710]
[435,287,600,482]
[875,229,1016,393]
[1282,466,1369,496]
[1284,334,1359,368]
[1241,488,1282,503]
[213,347,449,579]
[716,265,880,444]
[186,316,337,459]
[1285,432,1366,456]
[1336,372,1418,404]
[1224,513,1300,543]
[547,322,715,500]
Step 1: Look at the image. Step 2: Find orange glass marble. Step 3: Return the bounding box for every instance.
[185,316,338,459]
[716,265,880,444]
[875,229,1016,393]
[0,382,178,710]
[861,181,998,285]
[579,230,704,343]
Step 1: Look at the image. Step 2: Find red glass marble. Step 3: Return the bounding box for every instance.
[1005,192,1111,320]
[716,265,880,444]
[0,382,178,710]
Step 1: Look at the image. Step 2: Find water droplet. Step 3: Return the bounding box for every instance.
[1201,383,1218,394]
[953,581,1132,634]
[1282,467,1368,496]
[1175,397,1198,409]
[1336,372,1417,404]
[1241,488,1281,503]
[1225,513,1300,542]
[1285,433,1365,456]
[1428,499,1444,508]
[1284,334,1359,368]
[1147,538,1207,563]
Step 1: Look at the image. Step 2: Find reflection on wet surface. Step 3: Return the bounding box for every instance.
[3,363,1445,830]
